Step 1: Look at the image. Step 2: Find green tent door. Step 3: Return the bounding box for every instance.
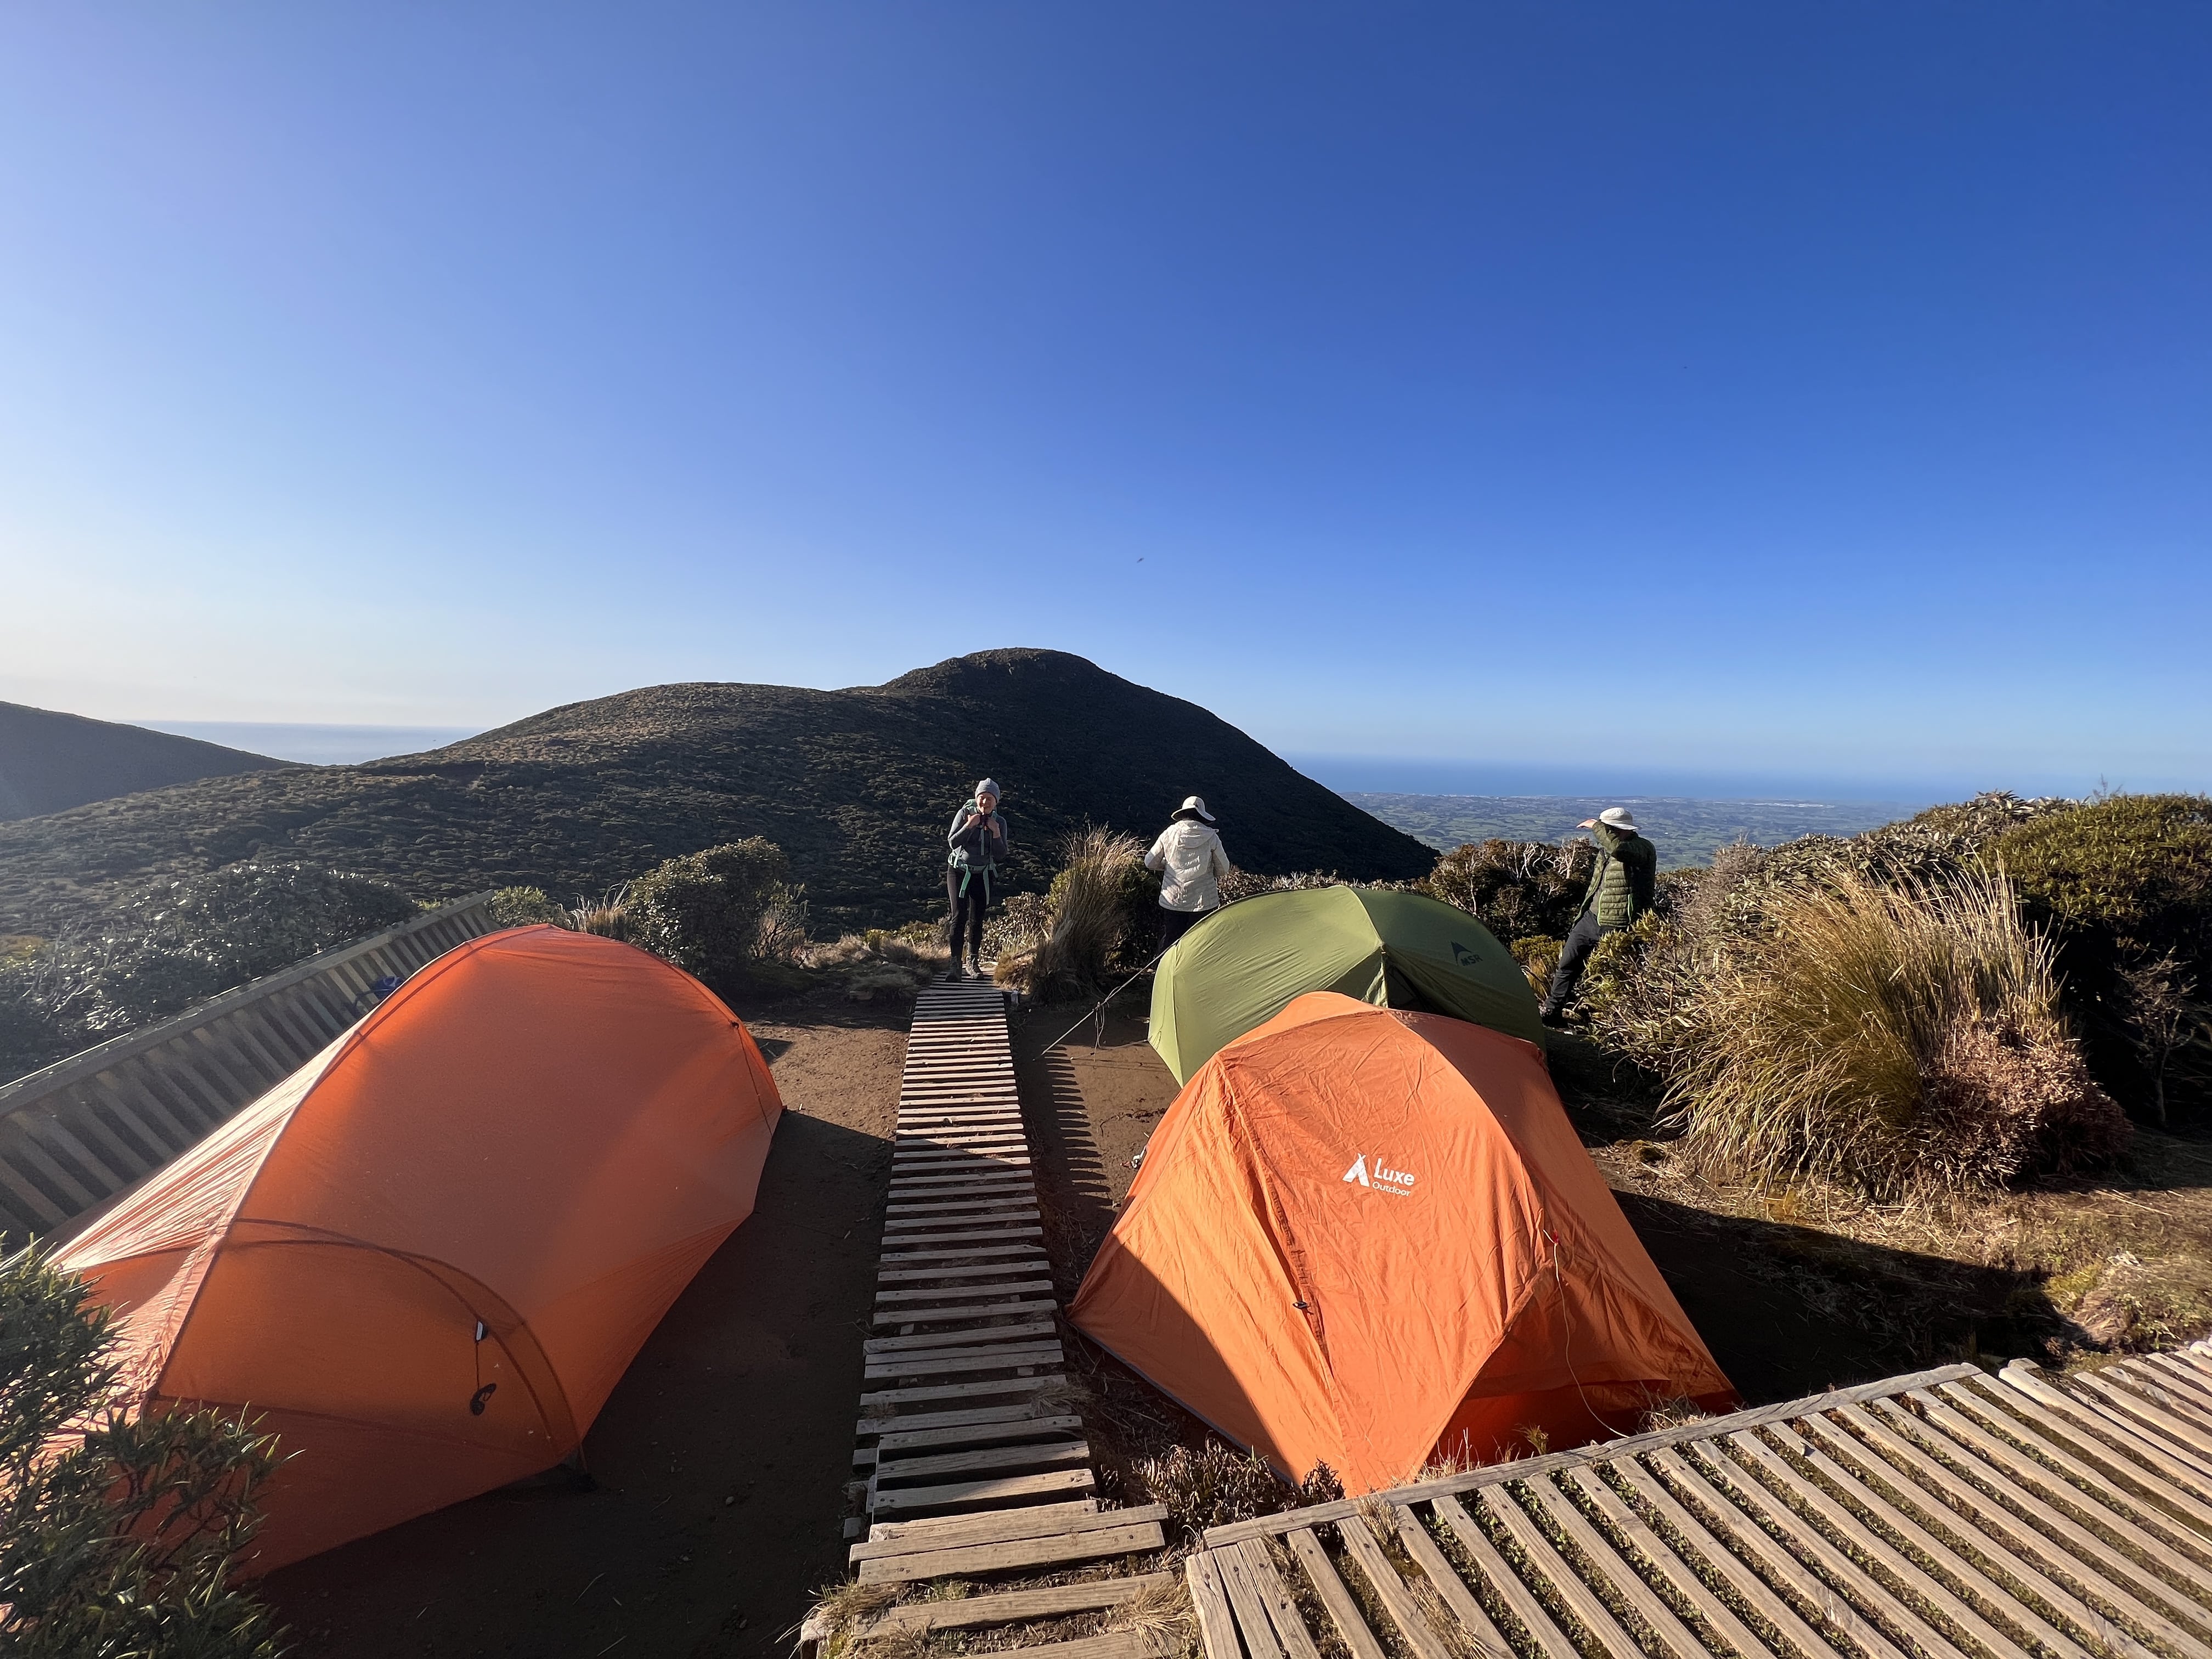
[1148,886,1543,1082]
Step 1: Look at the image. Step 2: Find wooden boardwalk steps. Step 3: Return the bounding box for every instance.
[812,972,1170,1654]
[1184,1340,2212,1659]
[0,892,496,1244]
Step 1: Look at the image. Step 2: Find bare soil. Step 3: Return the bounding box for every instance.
[259,992,907,1659]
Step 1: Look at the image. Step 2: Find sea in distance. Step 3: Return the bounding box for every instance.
[1345,793,1919,870]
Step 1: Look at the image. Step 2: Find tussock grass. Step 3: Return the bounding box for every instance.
[998,827,1149,1001]
[1663,866,2128,1197]
[1103,1575,1199,1656]
[566,883,634,940]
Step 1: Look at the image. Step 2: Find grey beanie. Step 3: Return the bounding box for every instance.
[974,778,1002,801]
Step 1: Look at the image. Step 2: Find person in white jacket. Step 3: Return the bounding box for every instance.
[1144,796,1232,952]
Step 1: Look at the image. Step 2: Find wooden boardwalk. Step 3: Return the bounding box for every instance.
[821,973,1169,1655]
[1,893,495,1244]
[1185,1343,2212,1659]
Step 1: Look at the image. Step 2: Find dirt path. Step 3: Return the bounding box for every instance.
[261,998,905,1659]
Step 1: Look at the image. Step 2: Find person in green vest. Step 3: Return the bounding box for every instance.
[1539,805,1657,1023]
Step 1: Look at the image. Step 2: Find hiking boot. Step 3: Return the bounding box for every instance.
[967,959,985,980]
[1538,1003,1567,1027]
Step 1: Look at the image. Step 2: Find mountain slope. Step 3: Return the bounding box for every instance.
[0,702,285,822]
[0,650,1434,934]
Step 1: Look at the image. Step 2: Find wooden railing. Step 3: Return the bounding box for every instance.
[0,893,497,1243]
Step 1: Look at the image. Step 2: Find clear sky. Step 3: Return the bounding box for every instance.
[3,5,2204,799]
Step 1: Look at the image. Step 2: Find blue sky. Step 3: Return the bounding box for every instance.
[2,5,2204,799]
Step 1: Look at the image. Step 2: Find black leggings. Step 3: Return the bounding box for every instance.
[946,868,989,962]
[1543,910,1619,1012]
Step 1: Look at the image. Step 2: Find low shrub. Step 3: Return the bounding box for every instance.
[1509,935,1562,999]
[1,1248,285,1656]
[1421,839,1596,944]
[0,862,418,1084]
[1990,793,2212,1117]
[625,839,804,995]
[1656,867,2128,1195]
[485,886,567,929]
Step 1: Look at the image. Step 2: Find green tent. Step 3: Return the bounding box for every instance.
[1148,887,1543,1082]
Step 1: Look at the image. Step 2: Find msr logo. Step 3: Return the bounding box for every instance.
[1451,941,1481,966]
[1342,1153,1417,1196]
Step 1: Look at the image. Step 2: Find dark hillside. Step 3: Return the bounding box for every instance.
[0,650,1432,934]
[0,702,285,822]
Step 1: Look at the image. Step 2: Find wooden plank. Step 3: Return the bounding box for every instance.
[869,1465,1097,1518]
[857,1499,1143,1553]
[1645,1446,1916,1659]
[1939,1378,2212,1541]
[857,1509,1154,1577]
[1188,1551,1245,1659]
[943,1634,1146,1659]
[1520,1476,1714,1659]
[857,1374,1065,1410]
[1386,1503,1514,1659]
[872,1296,1058,1327]
[2073,1370,2212,1465]
[863,1342,1062,1380]
[1331,1509,1453,1659]
[859,1403,1080,1440]
[885,1178,1036,1201]
[1200,1363,1984,1547]
[1235,1537,1321,1659]
[865,1320,1057,1355]
[881,1242,1045,1262]
[1428,1493,1581,1659]
[884,1198,1039,1220]
[855,1573,1172,1638]
[1903,1389,2212,1628]
[1283,1528,1388,1659]
[880,1226,1046,1249]
[1211,1541,1290,1659]
[1606,1456,1846,1659]
[1726,1429,2035,1659]
[882,1259,1052,1283]
[875,1438,1090,1483]
[1786,1415,2097,1659]
[1837,1402,2166,1659]
[1994,1362,2212,1504]
[1474,1485,1644,1659]
[876,1280,1056,1306]
[874,1414,1085,1453]
[1562,1465,1784,1659]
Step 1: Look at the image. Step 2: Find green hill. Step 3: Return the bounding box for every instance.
[0,650,1434,935]
[0,702,284,823]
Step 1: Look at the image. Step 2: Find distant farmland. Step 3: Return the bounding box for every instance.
[1345,792,1920,869]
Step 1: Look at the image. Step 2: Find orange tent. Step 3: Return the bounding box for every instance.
[54,925,782,1570]
[1069,993,1731,1491]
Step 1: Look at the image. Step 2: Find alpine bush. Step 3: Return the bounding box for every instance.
[1,1248,285,1656]
[625,839,805,994]
[0,862,418,1085]
[484,886,567,929]
[1421,839,1597,946]
[1989,794,2212,1116]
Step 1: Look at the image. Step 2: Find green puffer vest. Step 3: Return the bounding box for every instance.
[1581,823,1657,928]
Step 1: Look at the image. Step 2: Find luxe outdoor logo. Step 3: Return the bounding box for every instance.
[1451,941,1482,966]
[1341,1153,1417,1196]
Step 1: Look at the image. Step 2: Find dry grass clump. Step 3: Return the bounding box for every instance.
[1128,1441,1336,1540]
[804,926,947,1000]
[566,883,634,939]
[1102,1575,1199,1655]
[996,828,1150,1001]
[1659,866,2128,1195]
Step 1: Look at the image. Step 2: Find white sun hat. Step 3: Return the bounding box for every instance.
[1577,806,1639,831]
[1180,795,1216,823]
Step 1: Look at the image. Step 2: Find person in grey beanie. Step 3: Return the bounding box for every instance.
[945,778,1009,978]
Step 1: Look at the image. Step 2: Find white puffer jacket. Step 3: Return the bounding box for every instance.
[1145,820,1232,913]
